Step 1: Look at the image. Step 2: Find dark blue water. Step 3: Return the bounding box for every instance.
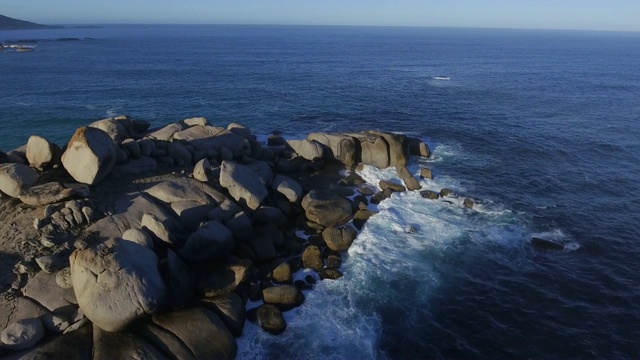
[2,25,640,359]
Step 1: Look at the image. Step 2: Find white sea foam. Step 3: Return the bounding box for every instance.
[237,141,568,357]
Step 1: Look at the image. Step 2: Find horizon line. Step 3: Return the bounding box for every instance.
[16,22,640,34]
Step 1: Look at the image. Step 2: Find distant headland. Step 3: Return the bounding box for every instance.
[0,14,63,30]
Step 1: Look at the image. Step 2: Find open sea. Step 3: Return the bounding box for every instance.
[2,25,640,358]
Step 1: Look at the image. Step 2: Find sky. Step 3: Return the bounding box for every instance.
[3,0,640,32]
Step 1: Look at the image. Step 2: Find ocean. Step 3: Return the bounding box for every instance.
[2,25,640,358]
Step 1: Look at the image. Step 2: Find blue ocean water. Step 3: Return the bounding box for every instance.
[2,25,640,358]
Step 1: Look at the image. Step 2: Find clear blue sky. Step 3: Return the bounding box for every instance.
[4,0,640,32]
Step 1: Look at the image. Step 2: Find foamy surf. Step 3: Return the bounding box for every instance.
[237,141,557,358]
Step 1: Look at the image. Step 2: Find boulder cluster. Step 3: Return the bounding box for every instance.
[0,115,445,359]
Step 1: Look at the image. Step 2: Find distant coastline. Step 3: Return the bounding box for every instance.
[0,13,63,30]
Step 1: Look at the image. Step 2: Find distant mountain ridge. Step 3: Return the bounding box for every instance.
[0,14,63,30]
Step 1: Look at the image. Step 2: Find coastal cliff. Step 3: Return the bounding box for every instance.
[0,14,62,30]
[0,115,451,358]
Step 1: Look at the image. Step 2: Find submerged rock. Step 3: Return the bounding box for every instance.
[530,237,565,251]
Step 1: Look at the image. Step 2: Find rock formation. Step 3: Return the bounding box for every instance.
[0,115,443,359]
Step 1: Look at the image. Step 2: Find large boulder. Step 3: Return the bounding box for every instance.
[172,125,251,158]
[322,226,357,252]
[301,190,352,227]
[164,250,196,309]
[198,262,249,298]
[26,135,61,170]
[152,307,237,359]
[367,131,408,168]
[219,161,268,211]
[0,163,38,198]
[407,137,431,158]
[9,322,92,359]
[255,304,286,335]
[272,175,303,203]
[179,220,235,262]
[18,182,78,206]
[348,132,390,169]
[307,133,357,167]
[200,292,245,337]
[262,285,304,310]
[89,115,150,143]
[302,245,323,271]
[144,178,227,205]
[286,139,325,161]
[70,238,166,332]
[93,326,168,360]
[145,122,188,142]
[61,126,118,185]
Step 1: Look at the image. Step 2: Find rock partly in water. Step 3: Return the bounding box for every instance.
[320,268,343,280]
[322,226,357,252]
[420,190,440,200]
[255,304,286,335]
[530,237,565,251]
[420,167,433,180]
[262,285,305,310]
[463,197,475,208]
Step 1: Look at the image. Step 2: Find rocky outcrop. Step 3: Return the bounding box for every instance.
[0,116,444,358]
[286,139,325,161]
[367,131,408,168]
[307,132,357,167]
[61,127,118,185]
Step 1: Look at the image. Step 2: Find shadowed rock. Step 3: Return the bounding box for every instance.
[0,163,38,198]
[26,135,61,170]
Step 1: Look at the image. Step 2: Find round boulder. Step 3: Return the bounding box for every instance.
[26,135,61,170]
[301,190,352,228]
[322,226,357,252]
[256,304,286,335]
[262,285,305,310]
